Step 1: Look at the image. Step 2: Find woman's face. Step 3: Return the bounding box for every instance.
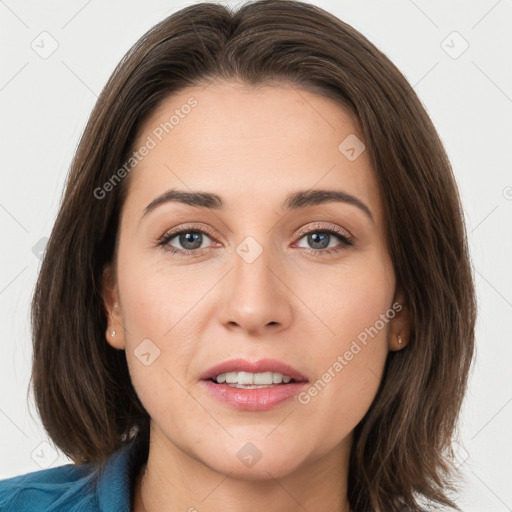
[104,79,409,479]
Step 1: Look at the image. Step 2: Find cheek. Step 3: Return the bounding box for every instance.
[291,252,394,441]
[116,244,208,342]
[292,245,394,348]
[115,246,228,412]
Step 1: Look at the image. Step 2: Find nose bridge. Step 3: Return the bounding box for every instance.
[232,233,279,306]
[229,210,280,288]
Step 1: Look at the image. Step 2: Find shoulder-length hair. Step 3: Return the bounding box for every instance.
[30,1,476,510]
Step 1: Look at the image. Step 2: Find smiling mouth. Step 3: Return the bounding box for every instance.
[201,368,309,410]
[206,370,306,388]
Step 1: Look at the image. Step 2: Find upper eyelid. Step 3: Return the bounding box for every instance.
[160,223,217,241]
[294,222,352,240]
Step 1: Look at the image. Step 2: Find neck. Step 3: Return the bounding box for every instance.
[133,423,352,512]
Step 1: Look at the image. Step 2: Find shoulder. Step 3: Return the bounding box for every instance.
[0,435,148,512]
[0,462,100,512]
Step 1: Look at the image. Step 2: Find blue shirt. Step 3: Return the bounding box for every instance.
[0,435,148,511]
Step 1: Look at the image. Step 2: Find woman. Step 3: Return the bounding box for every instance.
[0,0,476,511]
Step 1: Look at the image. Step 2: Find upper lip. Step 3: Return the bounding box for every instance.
[200,358,309,382]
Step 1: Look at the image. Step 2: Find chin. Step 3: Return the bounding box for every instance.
[200,441,309,481]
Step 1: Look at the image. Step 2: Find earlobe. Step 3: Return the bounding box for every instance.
[101,266,126,350]
[390,332,409,352]
[389,288,413,352]
[105,320,125,350]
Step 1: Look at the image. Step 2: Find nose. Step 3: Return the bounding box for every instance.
[216,241,293,337]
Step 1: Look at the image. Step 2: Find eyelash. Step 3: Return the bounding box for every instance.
[157,222,354,258]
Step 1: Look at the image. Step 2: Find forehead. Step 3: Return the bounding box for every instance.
[124,80,382,226]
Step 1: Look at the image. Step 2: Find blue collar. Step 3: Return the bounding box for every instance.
[94,435,149,512]
[0,434,149,512]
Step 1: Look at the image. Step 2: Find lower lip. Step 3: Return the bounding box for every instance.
[201,380,309,411]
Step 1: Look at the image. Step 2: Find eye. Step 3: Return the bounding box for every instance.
[294,223,354,256]
[158,224,217,256]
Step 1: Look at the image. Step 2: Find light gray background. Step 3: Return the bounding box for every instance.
[0,0,511,510]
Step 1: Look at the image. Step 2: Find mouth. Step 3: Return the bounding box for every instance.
[206,373,302,388]
[199,358,309,411]
[200,357,309,386]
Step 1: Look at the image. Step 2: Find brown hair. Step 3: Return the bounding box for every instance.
[29,1,476,510]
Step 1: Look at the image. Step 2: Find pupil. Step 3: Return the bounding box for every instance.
[308,232,329,249]
[180,232,202,250]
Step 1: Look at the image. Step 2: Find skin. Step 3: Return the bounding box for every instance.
[102,79,412,512]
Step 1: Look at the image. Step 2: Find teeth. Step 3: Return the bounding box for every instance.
[214,371,293,385]
[238,371,254,385]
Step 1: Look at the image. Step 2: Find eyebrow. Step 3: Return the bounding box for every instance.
[141,188,373,222]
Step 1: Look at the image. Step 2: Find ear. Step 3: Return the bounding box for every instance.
[388,287,413,352]
[101,265,125,350]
